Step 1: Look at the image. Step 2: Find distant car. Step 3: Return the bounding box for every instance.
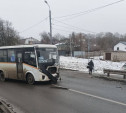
[121,63,126,70]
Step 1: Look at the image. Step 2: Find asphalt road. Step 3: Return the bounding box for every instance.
[0,70,126,113]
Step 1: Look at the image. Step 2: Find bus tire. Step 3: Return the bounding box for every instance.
[0,71,5,82]
[26,73,35,85]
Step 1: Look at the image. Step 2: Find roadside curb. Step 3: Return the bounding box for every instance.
[61,68,126,83]
[93,74,126,83]
[0,100,15,113]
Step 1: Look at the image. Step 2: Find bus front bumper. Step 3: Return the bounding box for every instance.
[52,73,61,80]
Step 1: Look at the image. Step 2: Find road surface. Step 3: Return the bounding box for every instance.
[0,70,126,113]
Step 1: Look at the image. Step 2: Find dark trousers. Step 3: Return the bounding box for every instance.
[89,68,93,75]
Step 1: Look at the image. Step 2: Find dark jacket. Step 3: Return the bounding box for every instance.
[88,60,94,69]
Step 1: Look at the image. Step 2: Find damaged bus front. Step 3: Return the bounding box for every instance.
[36,45,60,83]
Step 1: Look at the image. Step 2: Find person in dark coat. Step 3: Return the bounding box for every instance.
[88,60,94,75]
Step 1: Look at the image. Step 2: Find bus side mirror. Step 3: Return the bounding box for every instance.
[37,52,40,57]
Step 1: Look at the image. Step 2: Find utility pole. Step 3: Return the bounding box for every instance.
[44,1,52,44]
[49,10,52,44]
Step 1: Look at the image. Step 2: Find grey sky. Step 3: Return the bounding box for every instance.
[0,0,126,40]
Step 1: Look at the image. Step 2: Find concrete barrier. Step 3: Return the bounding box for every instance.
[0,100,14,113]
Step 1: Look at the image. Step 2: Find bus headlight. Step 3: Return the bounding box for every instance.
[42,75,45,80]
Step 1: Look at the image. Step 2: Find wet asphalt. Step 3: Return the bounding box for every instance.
[0,70,126,113]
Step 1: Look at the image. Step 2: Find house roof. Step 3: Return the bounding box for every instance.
[119,41,126,45]
[55,43,65,46]
[0,44,57,49]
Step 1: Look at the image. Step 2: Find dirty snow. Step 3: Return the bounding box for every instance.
[59,56,126,74]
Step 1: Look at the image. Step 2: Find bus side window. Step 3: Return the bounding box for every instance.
[0,50,7,62]
[24,53,30,64]
[8,50,16,62]
[24,52,36,67]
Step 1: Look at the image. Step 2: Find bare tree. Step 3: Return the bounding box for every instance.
[0,18,20,46]
[40,32,51,44]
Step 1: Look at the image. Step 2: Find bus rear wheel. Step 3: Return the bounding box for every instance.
[0,71,5,82]
[26,73,35,85]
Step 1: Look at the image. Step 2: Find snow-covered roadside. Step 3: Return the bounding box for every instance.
[59,56,126,74]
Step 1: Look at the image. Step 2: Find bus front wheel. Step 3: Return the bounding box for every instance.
[0,71,5,82]
[26,73,35,85]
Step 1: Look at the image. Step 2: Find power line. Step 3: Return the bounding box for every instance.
[54,0,125,20]
[52,0,125,34]
[53,23,85,33]
[19,17,48,33]
[53,23,78,30]
[53,19,96,34]
[53,27,73,33]
[53,23,95,34]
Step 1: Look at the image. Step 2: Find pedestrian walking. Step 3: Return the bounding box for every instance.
[88,60,94,75]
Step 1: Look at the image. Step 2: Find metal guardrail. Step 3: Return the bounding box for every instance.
[104,69,126,79]
[0,100,15,113]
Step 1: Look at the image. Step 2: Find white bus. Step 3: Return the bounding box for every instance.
[0,44,60,84]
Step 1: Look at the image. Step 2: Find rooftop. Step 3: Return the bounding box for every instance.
[119,41,126,45]
[0,44,57,49]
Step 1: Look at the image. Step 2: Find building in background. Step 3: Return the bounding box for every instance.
[74,51,85,58]
[19,37,40,45]
[104,51,126,61]
[114,41,126,51]
[55,43,70,56]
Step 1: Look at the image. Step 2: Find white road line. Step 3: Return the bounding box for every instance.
[69,89,126,106]
[52,84,126,107]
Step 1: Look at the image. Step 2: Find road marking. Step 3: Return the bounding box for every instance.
[52,84,126,107]
[51,84,68,90]
[69,89,126,106]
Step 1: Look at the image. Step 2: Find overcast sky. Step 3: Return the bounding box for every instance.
[0,0,126,40]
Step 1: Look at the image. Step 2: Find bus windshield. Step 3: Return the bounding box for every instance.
[36,48,58,65]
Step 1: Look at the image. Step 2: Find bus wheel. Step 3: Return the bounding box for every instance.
[0,71,5,82]
[26,73,35,85]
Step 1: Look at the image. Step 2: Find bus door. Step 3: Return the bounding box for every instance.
[16,51,23,80]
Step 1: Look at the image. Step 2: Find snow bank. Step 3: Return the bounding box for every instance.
[59,56,125,74]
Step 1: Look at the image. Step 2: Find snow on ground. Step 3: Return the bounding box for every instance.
[59,56,126,74]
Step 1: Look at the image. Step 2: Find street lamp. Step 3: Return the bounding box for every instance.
[44,0,52,44]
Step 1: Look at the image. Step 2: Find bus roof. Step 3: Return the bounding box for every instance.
[0,44,57,49]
